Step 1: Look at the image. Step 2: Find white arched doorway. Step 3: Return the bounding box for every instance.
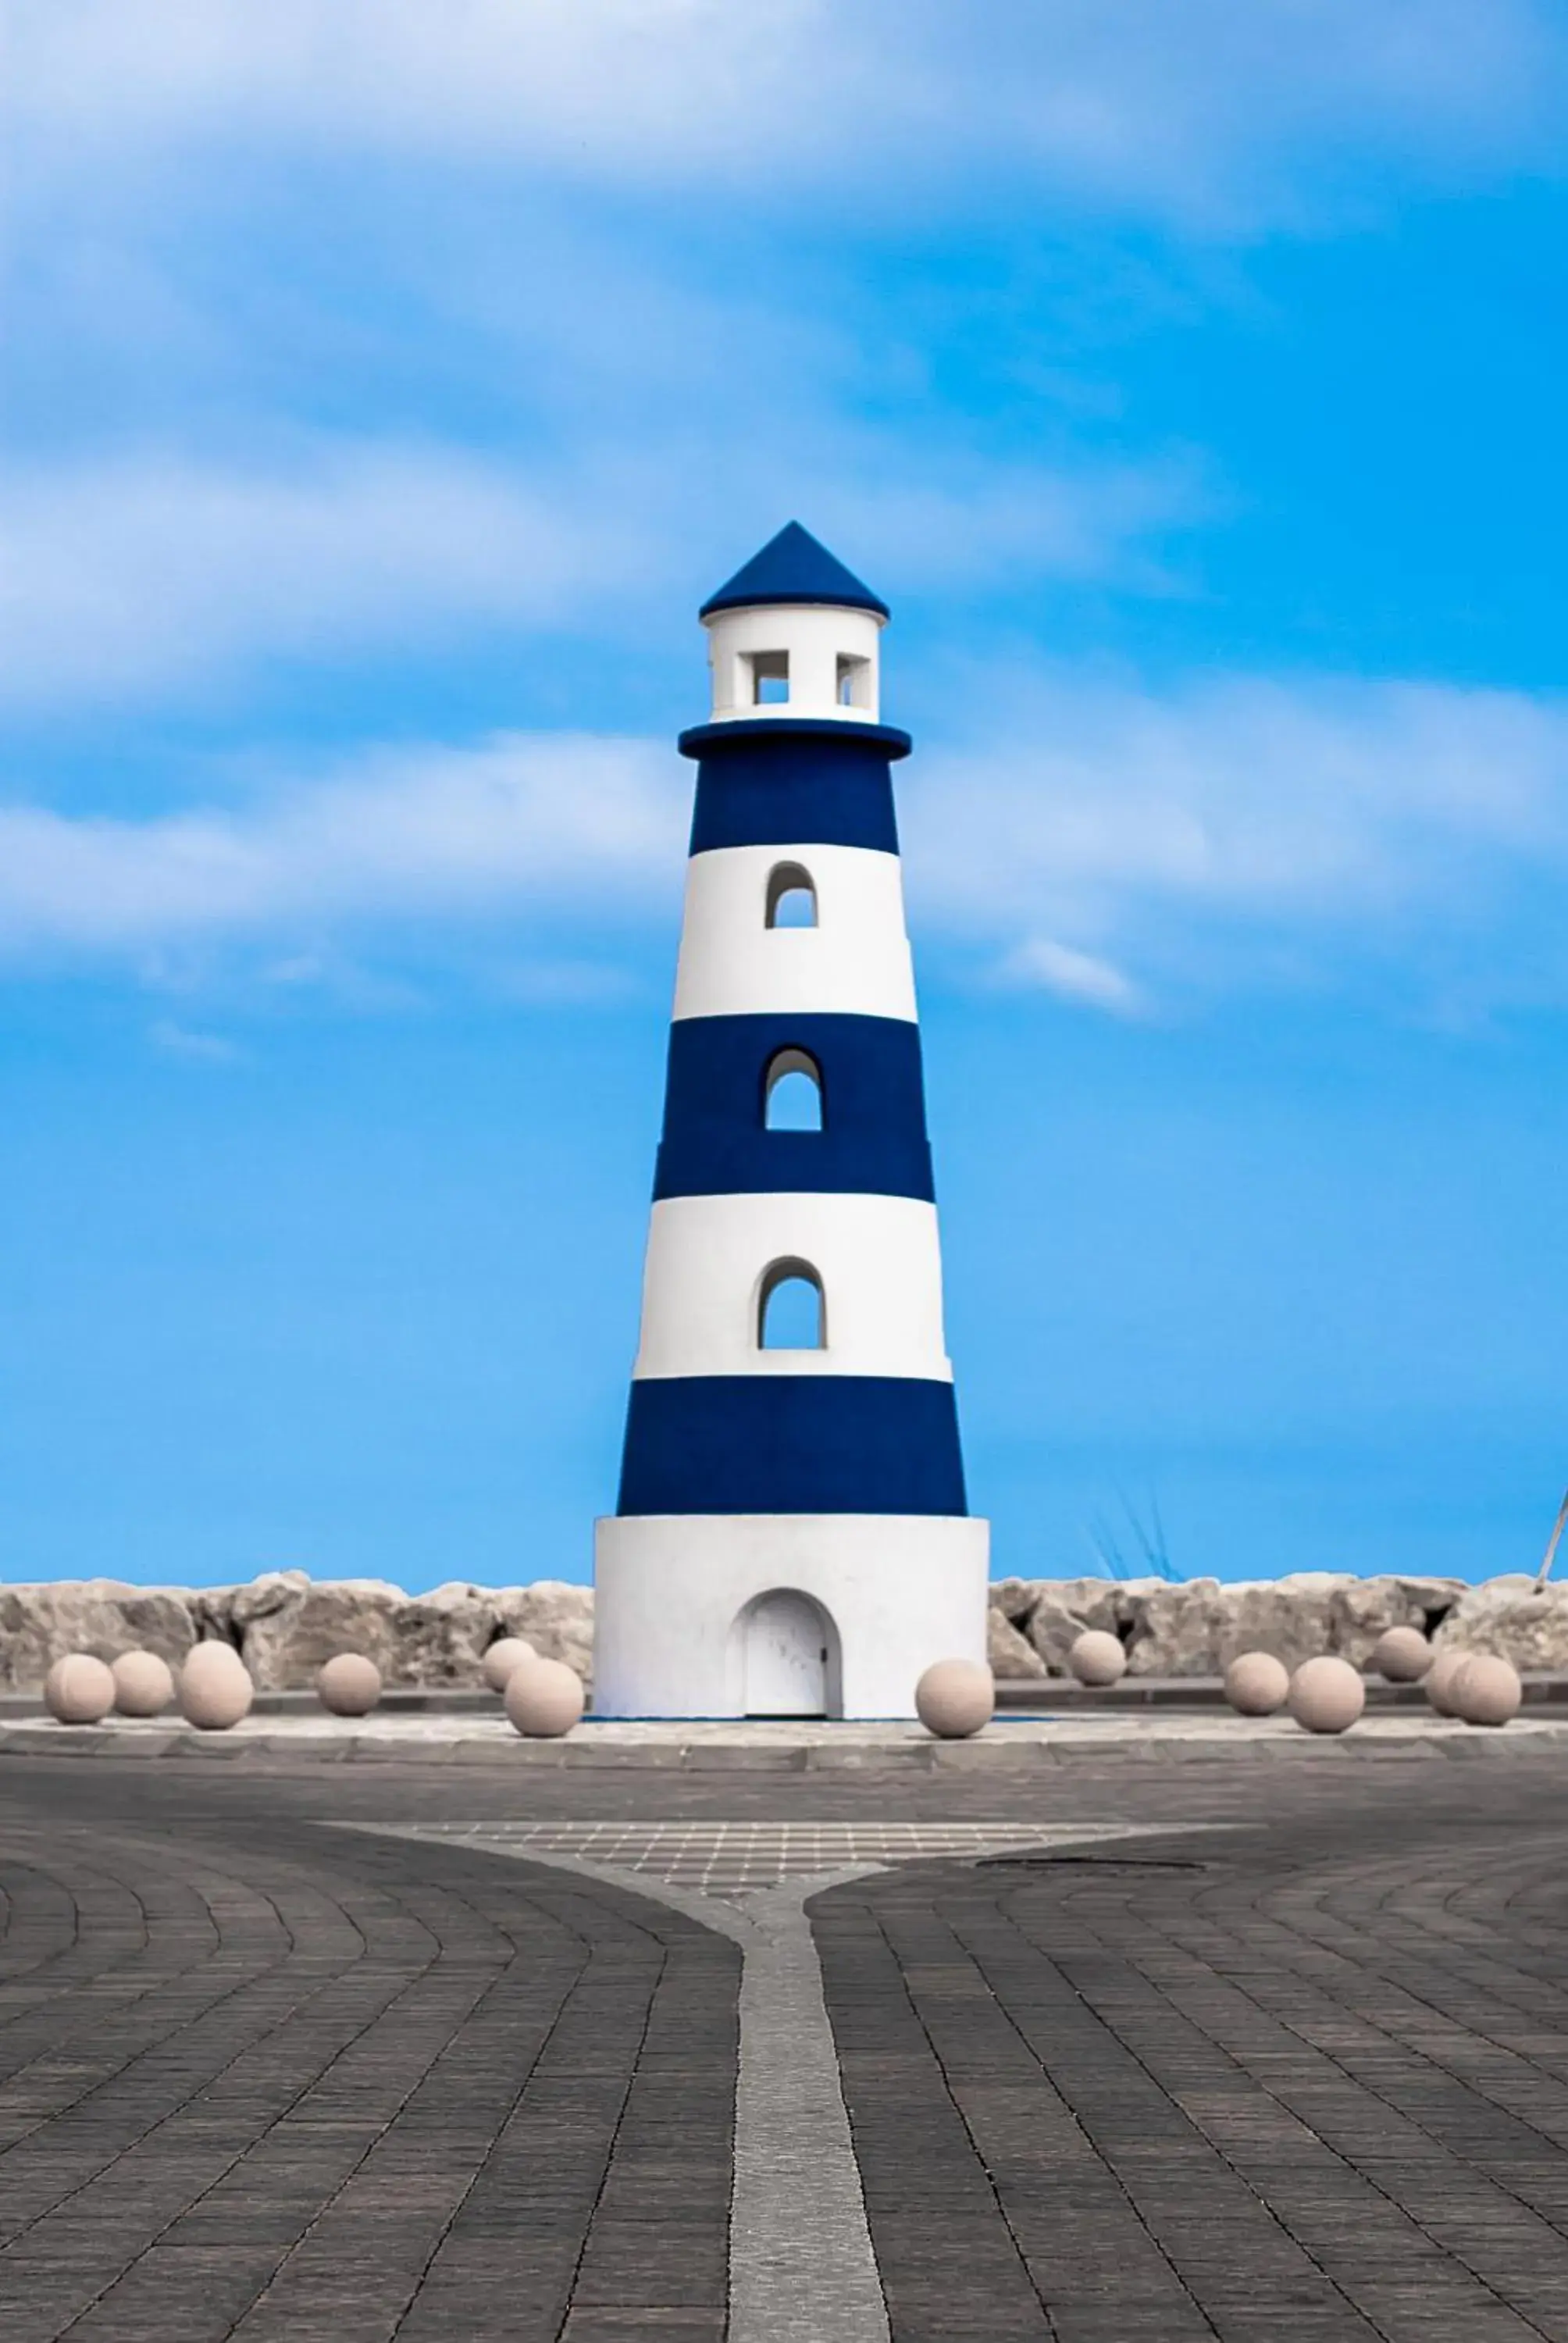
[738,1589,840,1718]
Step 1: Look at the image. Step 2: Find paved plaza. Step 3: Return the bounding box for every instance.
[5,1741,1568,2338]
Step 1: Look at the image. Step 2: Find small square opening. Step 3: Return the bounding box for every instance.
[747,651,789,706]
[836,654,871,709]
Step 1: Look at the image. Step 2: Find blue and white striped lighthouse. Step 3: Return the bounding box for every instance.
[593,524,989,1719]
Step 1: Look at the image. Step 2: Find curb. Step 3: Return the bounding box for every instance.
[5,1719,1568,1768]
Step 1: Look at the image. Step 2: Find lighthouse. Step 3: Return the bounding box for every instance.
[593,524,989,1719]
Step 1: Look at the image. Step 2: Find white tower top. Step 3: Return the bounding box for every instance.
[698,519,886,725]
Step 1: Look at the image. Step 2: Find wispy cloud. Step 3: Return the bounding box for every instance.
[0,441,1202,711]
[4,676,1567,1016]
[910,670,1568,919]
[10,0,1562,229]
[827,459,1210,598]
[998,936,1147,1016]
[148,1018,242,1063]
[0,444,640,709]
[0,733,685,953]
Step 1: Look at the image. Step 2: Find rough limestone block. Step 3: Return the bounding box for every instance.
[0,1582,198,1689]
[237,1578,404,1689]
[1434,1578,1568,1671]
[496,1582,595,1685]
[1122,1581,1234,1677]
[987,1606,1047,1680]
[390,1583,497,1685]
[1025,1580,1124,1674]
[227,1569,315,1629]
[1217,1577,1344,1670]
[1327,1574,1464,1664]
[0,1570,1554,1694]
[987,1578,1042,1631]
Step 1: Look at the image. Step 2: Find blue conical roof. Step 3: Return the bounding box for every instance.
[699,522,889,621]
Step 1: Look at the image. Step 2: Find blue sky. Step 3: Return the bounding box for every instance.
[2,0,1566,1589]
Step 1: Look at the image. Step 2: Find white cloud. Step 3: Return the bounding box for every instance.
[905,672,1568,950]
[493,958,641,1004]
[0,440,1199,711]
[8,0,1560,227]
[0,732,685,952]
[925,1,1564,226]
[999,936,1146,1016]
[6,0,818,178]
[0,444,638,708]
[4,674,1566,1013]
[148,1018,241,1062]
[825,459,1210,597]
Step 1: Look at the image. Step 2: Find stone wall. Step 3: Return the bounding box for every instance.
[3,1571,1566,1692]
[989,1573,1568,1677]
[0,1573,593,1692]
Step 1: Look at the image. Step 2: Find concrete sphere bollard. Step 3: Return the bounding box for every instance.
[1287,1656,1365,1735]
[317,1653,382,1717]
[44,1653,116,1725]
[483,1637,536,1692]
[914,1658,994,1739]
[179,1641,254,1731]
[1067,1630,1127,1687]
[112,1649,174,1717]
[1452,1653,1522,1728]
[504,1657,584,1739]
[1371,1626,1432,1683]
[1224,1651,1290,1717]
[1424,1647,1470,1716]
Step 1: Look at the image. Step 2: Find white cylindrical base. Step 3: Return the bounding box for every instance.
[593,1513,989,1720]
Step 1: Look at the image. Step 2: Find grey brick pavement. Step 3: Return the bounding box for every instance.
[814,1829,1568,2341]
[0,1774,737,2341]
[7,1747,1568,2334]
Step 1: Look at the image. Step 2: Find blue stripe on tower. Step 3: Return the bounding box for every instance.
[616,1376,968,1516]
[654,1012,933,1201]
[680,719,910,854]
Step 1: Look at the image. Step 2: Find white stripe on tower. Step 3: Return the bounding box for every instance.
[633,1193,951,1382]
[672,843,917,1023]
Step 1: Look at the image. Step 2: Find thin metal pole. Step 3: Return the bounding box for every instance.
[1534,1489,1568,1588]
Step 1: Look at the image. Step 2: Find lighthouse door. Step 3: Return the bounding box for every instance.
[743,1590,829,1717]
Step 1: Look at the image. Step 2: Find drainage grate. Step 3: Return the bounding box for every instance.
[977,1852,1213,1871]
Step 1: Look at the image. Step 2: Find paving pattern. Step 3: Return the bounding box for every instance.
[5,1750,1568,2335]
[0,1788,739,2341]
[351,1820,1162,1901]
[817,1829,1568,2341]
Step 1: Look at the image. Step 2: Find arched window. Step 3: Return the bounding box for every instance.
[763,1047,823,1132]
[757,1257,825,1350]
[765,862,817,929]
